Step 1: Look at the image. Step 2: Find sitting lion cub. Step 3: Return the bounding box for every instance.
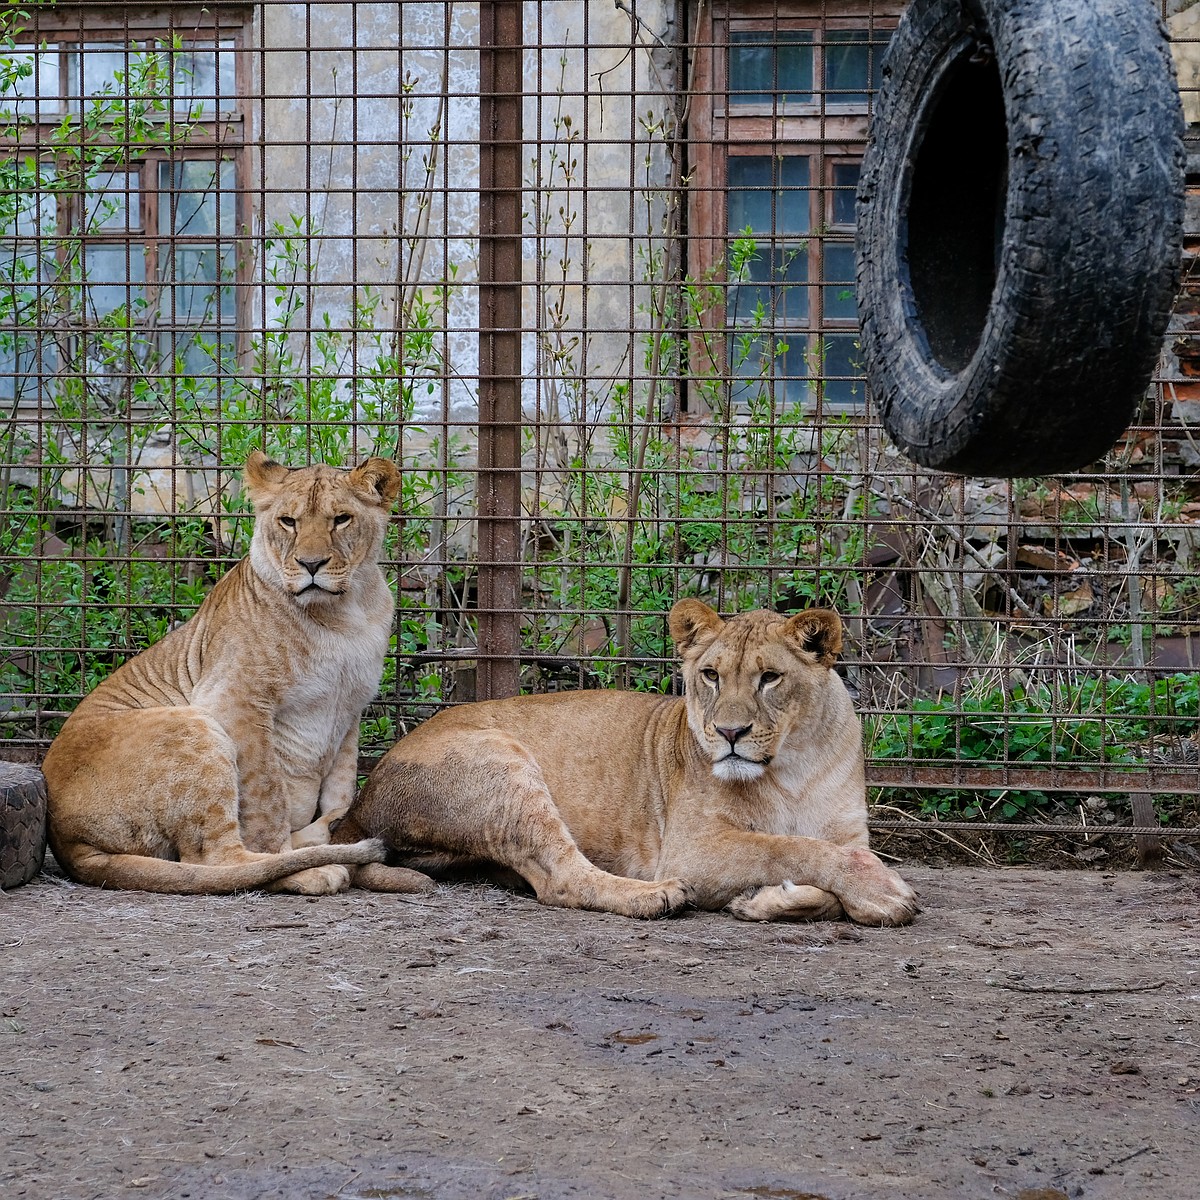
[42,451,400,895]
[332,600,917,924]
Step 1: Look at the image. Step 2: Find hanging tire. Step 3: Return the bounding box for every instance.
[855,0,1185,478]
[0,761,48,889]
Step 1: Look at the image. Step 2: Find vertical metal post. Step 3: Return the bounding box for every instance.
[475,0,524,700]
[1131,793,1164,869]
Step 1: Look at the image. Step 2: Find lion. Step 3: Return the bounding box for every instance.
[41,451,401,895]
[331,599,918,924]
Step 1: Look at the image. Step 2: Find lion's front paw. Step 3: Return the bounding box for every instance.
[836,848,918,927]
[640,877,691,919]
[270,864,352,895]
[587,875,690,919]
[728,881,844,922]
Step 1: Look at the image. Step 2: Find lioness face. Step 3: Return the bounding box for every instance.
[669,599,844,783]
[244,451,402,605]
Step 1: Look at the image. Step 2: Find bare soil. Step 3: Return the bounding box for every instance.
[3,858,1200,1200]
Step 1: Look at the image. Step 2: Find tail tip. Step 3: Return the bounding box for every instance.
[357,837,389,864]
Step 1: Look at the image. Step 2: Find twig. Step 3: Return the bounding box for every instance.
[986,979,1168,995]
[1106,1146,1154,1169]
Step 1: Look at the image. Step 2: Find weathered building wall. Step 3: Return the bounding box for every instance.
[254,1,677,425]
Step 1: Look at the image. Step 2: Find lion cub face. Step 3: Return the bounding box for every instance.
[669,599,845,783]
[244,451,402,605]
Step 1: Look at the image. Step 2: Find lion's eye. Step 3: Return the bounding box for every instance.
[759,670,782,688]
[700,668,719,686]
[278,515,296,530]
[333,513,353,528]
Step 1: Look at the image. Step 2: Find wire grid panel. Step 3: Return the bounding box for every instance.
[1,1,1199,838]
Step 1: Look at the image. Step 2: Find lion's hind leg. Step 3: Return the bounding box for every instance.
[348,731,688,919]
[328,812,437,893]
[727,881,845,922]
[45,707,379,895]
[351,862,438,893]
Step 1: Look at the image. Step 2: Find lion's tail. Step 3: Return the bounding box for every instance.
[58,838,387,895]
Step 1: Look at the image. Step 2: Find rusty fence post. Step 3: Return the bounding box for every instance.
[476,0,524,700]
[1130,793,1165,868]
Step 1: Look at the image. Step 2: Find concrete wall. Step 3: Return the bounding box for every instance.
[253,1,678,425]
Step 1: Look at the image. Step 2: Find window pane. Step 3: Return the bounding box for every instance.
[159,160,237,237]
[2,163,56,238]
[84,171,141,233]
[0,47,61,117]
[831,162,861,227]
[157,244,236,324]
[727,155,809,235]
[0,241,54,379]
[815,333,865,404]
[729,243,808,326]
[727,157,773,232]
[822,243,857,320]
[67,44,131,102]
[731,332,808,406]
[0,242,54,289]
[81,244,146,317]
[171,41,237,116]
[824,29,890,106]
[729,31,812,106]
[0,339,55,406]
[160,330,237,380]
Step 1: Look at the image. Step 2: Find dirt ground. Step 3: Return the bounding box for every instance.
[3,858,1200,1200]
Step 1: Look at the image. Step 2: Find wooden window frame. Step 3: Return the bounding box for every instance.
[1,4,252,413]
[688,0,904,414]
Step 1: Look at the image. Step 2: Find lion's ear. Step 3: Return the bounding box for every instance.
[349,457,402,507]
[785,608,842,667]
[243,451,290,505]
[669,598,724,653]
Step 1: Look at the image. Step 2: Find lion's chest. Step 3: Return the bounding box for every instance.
[272,627,386,770]
[747,750,866,843]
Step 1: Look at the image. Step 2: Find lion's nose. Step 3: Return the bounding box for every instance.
[297,556,330,576]
[715,724,751,748]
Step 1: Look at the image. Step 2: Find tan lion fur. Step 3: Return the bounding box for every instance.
[41,451,403,894]
[333,599,918,924]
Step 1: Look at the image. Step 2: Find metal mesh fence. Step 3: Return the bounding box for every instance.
[2,0,1200,855]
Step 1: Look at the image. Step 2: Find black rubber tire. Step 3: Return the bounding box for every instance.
[0,761,48,889]
[856,0,1185,477]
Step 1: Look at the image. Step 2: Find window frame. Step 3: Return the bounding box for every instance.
[687,0,903,415]
[0,4,252,415]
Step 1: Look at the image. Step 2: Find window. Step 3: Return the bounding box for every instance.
[689,2,900,410]
[0,6,247,416]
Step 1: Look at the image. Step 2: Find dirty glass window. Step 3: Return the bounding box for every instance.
[726,154,811,405]
[0,168,56,406]
[19,39,241,117]
[728,31,813,105]
[0,23,244,412]
[824,29,890,106]
[820,159,865,403]
[692,5,899,411]
[156,160,238,378]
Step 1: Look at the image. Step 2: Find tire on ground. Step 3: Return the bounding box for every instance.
[0,762,48,889]
[855,0,1185,478]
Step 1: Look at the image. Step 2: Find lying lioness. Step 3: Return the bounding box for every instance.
[333,600,918,924]
[42,452,397,894]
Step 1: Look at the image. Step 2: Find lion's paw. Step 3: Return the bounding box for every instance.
[728,881,844,922]
[609,877,691,919]
[836,849,919,927]
[270,864,352,895]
